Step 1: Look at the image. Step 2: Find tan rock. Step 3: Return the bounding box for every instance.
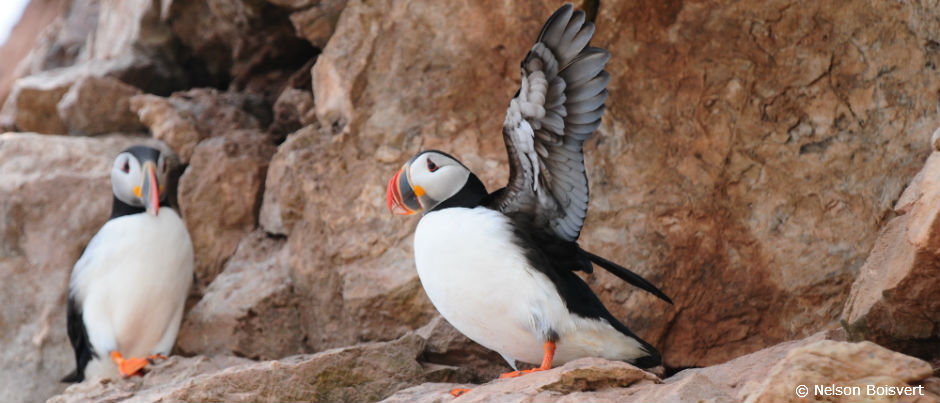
[129,93,201,162]
[665,329,843,401]
[0,66,78,133]
[0,132,167,403]
[176,230,303,360]
[49,334,429,403]
[617,373,733,403]
[163,0,314,87]
[270,87,317,137]
[578,0,939,368]
[268,0,318,9]
[129,88,268,163]
[842,152,940,358]
[300,0,939,368]
[259,121,438,352]
[380,383,470,403]
[386,330,938,403]
[84,0,188,95]
[383,357,659,403]
[0,0,66,107]
[416,316,510,383]
[178,130,277,292]
[57,75,145,135]
[743,340,935,403]
[0,0,189,134]
[290,0,346,49]
[47,355,255,403]
[931,126,939,151]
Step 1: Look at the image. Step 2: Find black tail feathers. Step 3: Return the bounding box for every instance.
[581,248,673,304]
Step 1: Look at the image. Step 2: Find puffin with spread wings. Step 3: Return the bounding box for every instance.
[386,3,671,384]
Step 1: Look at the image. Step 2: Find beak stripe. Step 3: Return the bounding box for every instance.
[141,162,160,216]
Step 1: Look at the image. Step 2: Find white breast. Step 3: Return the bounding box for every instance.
[70,208,193,373]
[413,207,646,367]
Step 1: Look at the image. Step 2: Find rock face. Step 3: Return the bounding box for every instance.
[176,231,303,360]
[1,0,938,402]
[381,332,939,403]
[56,75,145,135]
[51,334,429,403]
[415,316,508,383]
[178,129,277,290]
[578,0,939,367]
[841,152,940,359]
[0,0,65,105]
[743,340,936,403]
[260,124,439,352]
[130,88,270,163]
[0,0,193,132]
[0,133,167,403]
[301,0,940,369]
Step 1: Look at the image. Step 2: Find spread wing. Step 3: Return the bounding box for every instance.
[487,4,609,242]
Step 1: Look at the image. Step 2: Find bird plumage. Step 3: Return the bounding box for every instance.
[63,146,192,382]
[414,207,656,369]
[387,3,670,373]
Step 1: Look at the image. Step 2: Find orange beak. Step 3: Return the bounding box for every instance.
[141,161,160,216]
[387,165,421,215]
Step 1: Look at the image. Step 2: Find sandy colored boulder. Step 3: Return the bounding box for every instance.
[130,88,269,163]
[0,0,66,107]
[842,152,940,358]
[0,0,189,134]
[0,66,79,133]
[289,0,346,49]
[162,0,315,88]
[574,0,939,368]
[56,75,144,135]
[176,230,304,360]
[416,316,509,383]
[383,357,659,403]
[743,340,936,403]
[49,334,429,403]
[269,86,317,138]
[260,124,437,352]
[178,130,277,291]
[47,355,255,403]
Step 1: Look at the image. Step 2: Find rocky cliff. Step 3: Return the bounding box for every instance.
[0,0,937,402]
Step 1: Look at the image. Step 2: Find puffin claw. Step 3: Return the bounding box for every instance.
[449,388,471,397]
[498,368,539,379]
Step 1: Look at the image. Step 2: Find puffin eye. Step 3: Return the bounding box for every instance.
[427,159,439,172]
[121,160,130,173]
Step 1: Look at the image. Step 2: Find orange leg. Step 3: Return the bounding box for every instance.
[498,340,556,379]
[110,351,167,377]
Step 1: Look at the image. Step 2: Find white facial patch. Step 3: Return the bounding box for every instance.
[110,151,171,207]
[408,152,471,204]
[111,152,144,207]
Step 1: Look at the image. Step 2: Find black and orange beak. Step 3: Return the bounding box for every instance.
[140,161,160,216]
[387,164,422,215]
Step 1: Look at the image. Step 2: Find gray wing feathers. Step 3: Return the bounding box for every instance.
[496,4,610,241]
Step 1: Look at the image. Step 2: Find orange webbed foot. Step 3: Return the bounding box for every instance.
[498,368,542,379]
[110,351,165,377]
[449,388,471,397]
[498,341,556,379]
